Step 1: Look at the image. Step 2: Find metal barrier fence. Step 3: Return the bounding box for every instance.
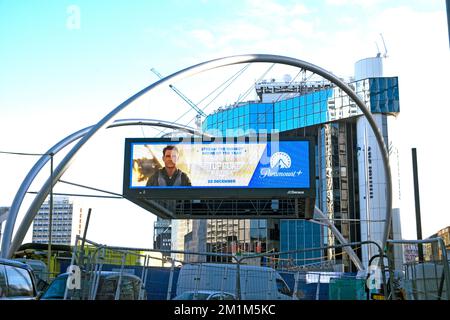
[18,234,447,300]
[63,236,177,300]
[35,236,450,300]
[59,237,389,300]
[386,238,450,300]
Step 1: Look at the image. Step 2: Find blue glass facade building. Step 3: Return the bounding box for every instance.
[280,219,323,267]
[203,78,399,135]
[199,76,399,269]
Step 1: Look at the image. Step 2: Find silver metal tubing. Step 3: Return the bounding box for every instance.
[314,206,364,271]
[3,55,392,261]
[1,126,91,257]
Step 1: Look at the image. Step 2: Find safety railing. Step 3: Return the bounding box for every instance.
[386,238,450,300]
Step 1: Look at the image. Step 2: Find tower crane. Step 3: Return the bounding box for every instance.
[150,68,205,128]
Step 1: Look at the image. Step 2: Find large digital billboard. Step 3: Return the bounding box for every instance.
[123,136,315,200]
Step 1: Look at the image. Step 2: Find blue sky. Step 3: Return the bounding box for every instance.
[0,0,449,248]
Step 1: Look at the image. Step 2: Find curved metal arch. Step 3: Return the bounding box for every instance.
[3,55,392,268]
[1,119,204,257]
[1,126,90,258]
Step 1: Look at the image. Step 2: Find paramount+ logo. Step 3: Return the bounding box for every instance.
[260,151,302,178]
[270,152,291,169]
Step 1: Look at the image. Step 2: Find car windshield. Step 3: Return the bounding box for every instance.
[173,292,212,300]
[41,275,68,299]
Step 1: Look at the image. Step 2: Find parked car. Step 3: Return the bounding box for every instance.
[39,270,146,300]
[0,258,38,300]
[14,258,49,292]
[173,290,237,300]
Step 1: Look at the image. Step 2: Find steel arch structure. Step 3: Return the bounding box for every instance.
[1,54,392,270]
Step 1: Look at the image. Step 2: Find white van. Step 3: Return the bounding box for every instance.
[176,263,293,300]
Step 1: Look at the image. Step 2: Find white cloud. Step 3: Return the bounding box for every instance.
[167,1,318,57]
[216,22,267,44]
[243,0,311,18]
[326,0,387,8]
[336,16,357,26]
[289,19,317,38]
[291,4,311,15]
[190,29,216,48]
[244,0,293,17]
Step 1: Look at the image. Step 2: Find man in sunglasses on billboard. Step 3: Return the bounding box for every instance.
[146,145,192,187]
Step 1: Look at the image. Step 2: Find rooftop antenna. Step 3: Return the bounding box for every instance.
[380,33,388,58]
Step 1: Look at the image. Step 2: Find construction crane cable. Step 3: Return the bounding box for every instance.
[0,150,49,156]
[172,64,250,127]
[233,63,275,108]
[196,64,251,106]
[185,63,275,128]
[158,63,251,135]
[199,64,251,111]
[151,68,206,117]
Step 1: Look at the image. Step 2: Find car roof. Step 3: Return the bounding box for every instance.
[57,270,141,281]
[15,258,47,268]
[0,258,34,271]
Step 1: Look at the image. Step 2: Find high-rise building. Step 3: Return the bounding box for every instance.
[171,219,192,263]
[153,218,171,257]
[174,56,402,271]
[32,197,84,245]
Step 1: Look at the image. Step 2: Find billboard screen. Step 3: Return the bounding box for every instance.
[123,136,315,200]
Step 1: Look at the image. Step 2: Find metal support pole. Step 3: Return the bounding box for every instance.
[47,153,54,279]
[79,208,92,267]
[293,272,300,300]
[446,0,450,47]
[166,258,175,300]
[412,148,424,262]
[236,259,242,300]
[115,253,126,300]
[139,255,148,300]
[315,273,321,300]
[386,245,397,300]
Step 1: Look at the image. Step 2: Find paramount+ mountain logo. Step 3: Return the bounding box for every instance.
[270,152,291,169]
[260,151,303,178]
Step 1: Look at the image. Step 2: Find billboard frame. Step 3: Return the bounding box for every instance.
[123,135,315,201]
